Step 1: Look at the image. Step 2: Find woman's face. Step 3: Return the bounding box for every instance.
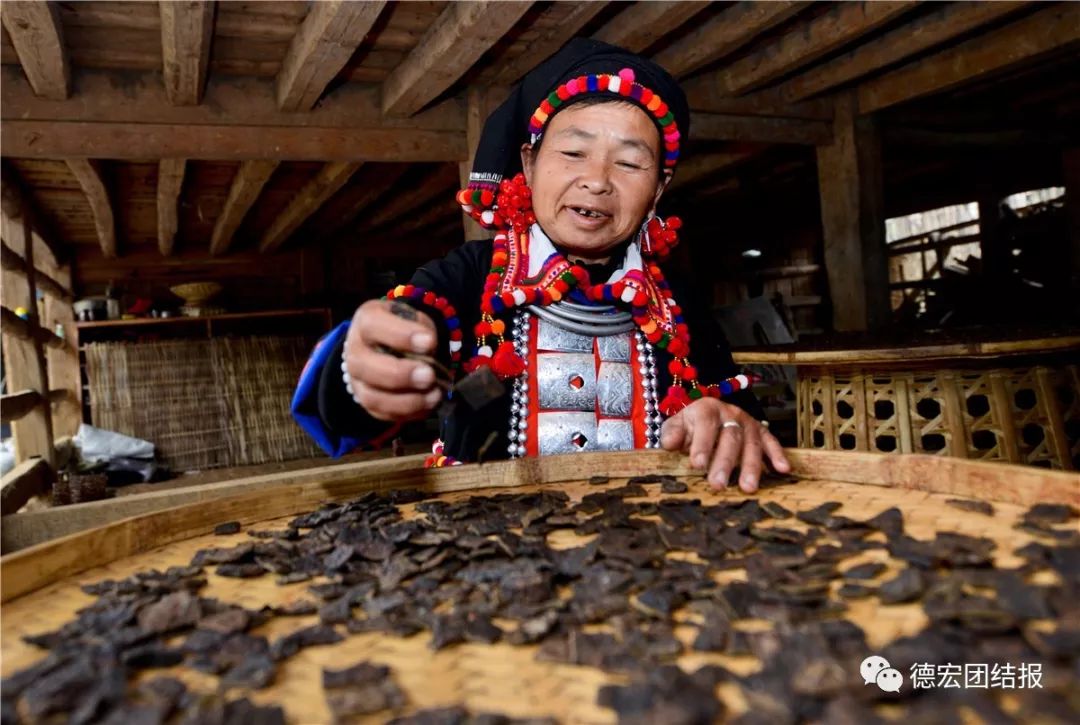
[521,102,668,260]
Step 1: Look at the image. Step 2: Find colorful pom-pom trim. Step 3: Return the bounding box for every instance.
[528,68,681,168]
[383,285,463,374]
[424,439,463,468]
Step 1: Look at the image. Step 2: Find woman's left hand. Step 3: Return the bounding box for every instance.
[660,398,791,492]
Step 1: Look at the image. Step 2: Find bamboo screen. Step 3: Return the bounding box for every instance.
[84,336,323,471]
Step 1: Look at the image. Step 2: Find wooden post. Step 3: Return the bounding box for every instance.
[42,263,80,438]
[815,94,889,331]
[0,201,56,468]
[1063,147,1080,298]
[460,86,507,242]
[976,178,1006,287]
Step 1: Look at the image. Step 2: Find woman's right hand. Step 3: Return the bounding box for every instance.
[343,299,442,421]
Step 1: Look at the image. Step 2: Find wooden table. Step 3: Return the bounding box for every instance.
[734,336,1080,470]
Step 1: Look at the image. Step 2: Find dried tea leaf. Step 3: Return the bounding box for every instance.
[944,499,994,516]
[842,562,887,580]
[213,521,242,536]
[879,568,926,604]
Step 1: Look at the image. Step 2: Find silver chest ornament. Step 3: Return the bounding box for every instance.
[506,300,663,458]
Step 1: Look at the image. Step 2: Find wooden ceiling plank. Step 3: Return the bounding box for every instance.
[718,1,915,96]
[381,1,533,117]
[259,162,361,253]
[1,0,70,100]
[210,160,279,256]
[159,1,215,105]
[778,1,1030,102]
[63,160,116,259]
[156,158,186,256]
[276,0,386,112]
[690,111,833,145]
[654,1,807,79]
[591,1,709,53]
[858,4,1080,114]
[490,3,609,84]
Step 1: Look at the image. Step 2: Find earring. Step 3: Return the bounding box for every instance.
[640,213,682,260]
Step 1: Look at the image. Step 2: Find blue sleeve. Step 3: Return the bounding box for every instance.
[291,322,367,458]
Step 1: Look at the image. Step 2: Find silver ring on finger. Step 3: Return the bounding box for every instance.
[721,420,743,431]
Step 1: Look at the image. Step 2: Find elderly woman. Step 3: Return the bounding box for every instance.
[293,39,789,492]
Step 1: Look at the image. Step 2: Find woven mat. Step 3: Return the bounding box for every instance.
[0,477,1052,723]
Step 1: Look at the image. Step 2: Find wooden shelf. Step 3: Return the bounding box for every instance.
[74,308,330,330]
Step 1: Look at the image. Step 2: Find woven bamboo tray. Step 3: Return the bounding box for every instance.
[1,450,1076,723]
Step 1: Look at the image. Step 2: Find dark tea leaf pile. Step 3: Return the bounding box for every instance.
[2,477,1077,724]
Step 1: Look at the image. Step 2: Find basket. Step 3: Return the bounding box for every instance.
[169,281,223,307]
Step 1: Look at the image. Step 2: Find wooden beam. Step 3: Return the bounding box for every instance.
[858,4,1080,113]
[159,0,215,105]
[2,67,464,132]
[0,0,69,100]
[259,162,361,253]
[357,165,460,235]
[210,160,279,256]
[381,1,532,117]
[490,3,609,84]
[1,68,467,161]
[1,391,42,424]
[319,165,411,239]
[0,389,68,424]
[0,165,65,266]
[690,111,832,145]
[717,2,914,96]
[0,241,72,302]
[5,121,465,163]
[592,2,708,53]
[1,306,65,350]
[815,95,890,332]
[682,75,834,120]
[0,458,53,516]
[668,146,766,192]
[65,159,116,258]
[653,1,806,78]
[778,1,1029,102]
[157,158,186,256]
[276,0,385,111]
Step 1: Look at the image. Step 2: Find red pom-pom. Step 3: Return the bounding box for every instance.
[682,365,698,381]
[474,321,491,336]
[659,386,691,417]
[668,359,684,377]
[490,341,526,380]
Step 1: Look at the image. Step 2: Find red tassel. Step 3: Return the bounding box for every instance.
[659,385,691,416]
[490,341,526,380]
[463,355,493,374]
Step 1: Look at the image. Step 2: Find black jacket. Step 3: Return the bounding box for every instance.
[314,239,762,460]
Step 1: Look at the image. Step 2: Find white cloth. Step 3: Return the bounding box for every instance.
[527,223,641,284]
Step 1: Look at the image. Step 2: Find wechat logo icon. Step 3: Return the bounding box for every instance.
[861,655,903,692]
